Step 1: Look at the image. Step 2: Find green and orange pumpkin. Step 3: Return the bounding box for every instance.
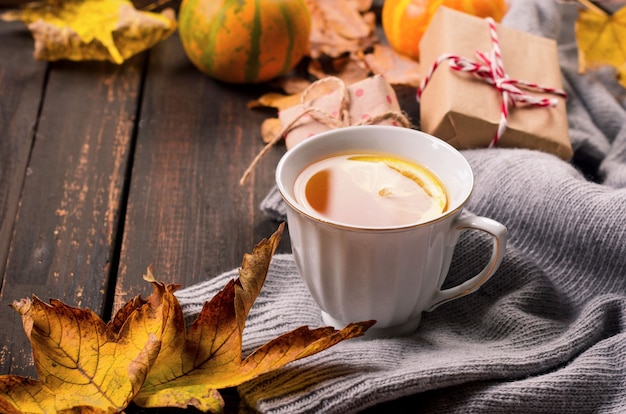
[382,0,508,61]
[178,0,311,84]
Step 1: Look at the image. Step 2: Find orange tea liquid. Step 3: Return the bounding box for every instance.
[294,153,447,227]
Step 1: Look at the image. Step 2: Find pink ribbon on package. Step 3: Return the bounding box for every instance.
[418,17,568,147]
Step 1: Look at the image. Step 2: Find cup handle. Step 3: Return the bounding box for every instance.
[427,215,508,311]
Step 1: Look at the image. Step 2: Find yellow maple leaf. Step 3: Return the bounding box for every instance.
[0,224,373,413]
[133,223,374,412]
[575,3,626,87]
[1,0,176,64]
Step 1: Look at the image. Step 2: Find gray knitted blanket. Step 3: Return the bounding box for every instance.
[176,1,626,412]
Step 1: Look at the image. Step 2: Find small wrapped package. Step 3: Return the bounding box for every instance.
[418,7,572,160]
[238,75,411,185]
[279,75,409,150]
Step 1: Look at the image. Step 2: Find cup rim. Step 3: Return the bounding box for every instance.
[275,125,474,231]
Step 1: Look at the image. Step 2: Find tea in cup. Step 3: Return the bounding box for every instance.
[275,125,507,338]
[294,153,447,227]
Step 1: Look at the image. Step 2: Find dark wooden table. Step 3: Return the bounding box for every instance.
[0,10,294,412]
[0,3,420,411]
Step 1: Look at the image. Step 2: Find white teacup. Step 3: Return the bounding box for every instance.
[276,125,507,338]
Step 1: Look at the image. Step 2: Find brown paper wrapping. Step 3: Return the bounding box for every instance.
[418,7,572,160]
[279,75,406,150]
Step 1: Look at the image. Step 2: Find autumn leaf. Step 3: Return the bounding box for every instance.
[0,377,56,414]
[1,0,176,64]
[306,0,377,59]
[363,44,422,88]
[133,223,374,412]
[575,3,626,87]
[248,92,304,112]
[0,276,174,413]
[308,53,372,84]
[0,224,373,413]
[259,118,284,144]
[0,376,110,414]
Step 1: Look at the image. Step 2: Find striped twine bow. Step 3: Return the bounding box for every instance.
[417,17,567,147]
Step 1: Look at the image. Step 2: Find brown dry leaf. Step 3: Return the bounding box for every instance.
[575,3,626,87]
[248,92,303,111]
[308,54,372,83]
[363,44,422,87]
[248,94,302,143]
[0,0,176,64]
[272,76,314,95]
[134,223,374,411]
[251,74,342,112]
[261,118,284,143]
[306,0,377,58]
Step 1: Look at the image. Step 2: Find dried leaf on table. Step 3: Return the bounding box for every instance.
[0,225,373,413]
[249,91,306,144]
[272,76,314,95]
[575,3,626,87]
[261,118,284,143]
[308,53,372,84]
[133,224,374,411]
[248,92,303,111]
[306,0,377,58]
[363,44,422,88]
[0,0,177,64]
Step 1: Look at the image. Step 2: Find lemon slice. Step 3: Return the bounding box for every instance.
[348,155,447,217]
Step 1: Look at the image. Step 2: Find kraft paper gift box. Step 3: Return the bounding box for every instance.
[418,7,572,160]
[278,75,408,150]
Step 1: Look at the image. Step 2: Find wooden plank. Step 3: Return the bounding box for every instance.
[0,50,145,375]
[115,32,290,311]
[0,20,48,377]
[0,21,47,299]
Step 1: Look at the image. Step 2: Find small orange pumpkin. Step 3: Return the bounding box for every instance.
[382,0,508,61]
[178,0,311,84]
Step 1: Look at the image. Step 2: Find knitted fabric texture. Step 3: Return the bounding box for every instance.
[176,1,626,412]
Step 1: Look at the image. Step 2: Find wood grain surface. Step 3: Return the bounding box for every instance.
[0,6,413,411]
[0,17,288,392]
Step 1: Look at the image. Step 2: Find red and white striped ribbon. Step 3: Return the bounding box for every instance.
[417,17,567,147]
